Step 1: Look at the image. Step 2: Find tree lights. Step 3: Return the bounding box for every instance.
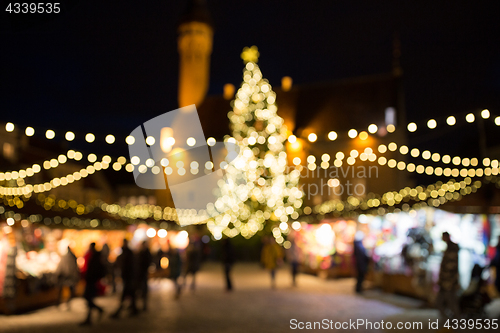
[205,47,303,240]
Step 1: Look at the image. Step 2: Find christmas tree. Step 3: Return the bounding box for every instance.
[206,46,303,240]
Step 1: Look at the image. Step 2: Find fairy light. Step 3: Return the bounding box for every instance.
[407,122,417,132]
[46,130,55,139]
[466,113,475,123]
[25,127,35,136]
[427,119,437,129]
[105,134,115,144]
[368,124,378,134]
[65,131,75,141]
[447,116,456,126]
[348,129,357,138]
[85,133,95,143]
[327,131,337,141]
[308,133,317,142]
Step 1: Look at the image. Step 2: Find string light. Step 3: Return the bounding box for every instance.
[46,129,55,139]
[25,127,35,136]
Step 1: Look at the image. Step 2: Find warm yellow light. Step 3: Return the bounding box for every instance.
[292,157,301,165]
[207,137,216,146]
[186,137,196,146]
[25,127,35,136]
[88,154,97,163]
[348,129,357,138]
[126,135,135,145]
[446,116,456,126]
[368,124,378,134]
[281,76,293,92]
[146,228,156,238]
[65,131,75,141]
[358,131,369,140]
[495,117,500,126]
[481,109,490,119]
[386,124,396,133]
[223,83,235,100]
[5,122,15,132]
[328,131,337,141]
[160,257,169,269]
[146,136,155,145]
[427,119,437,129]
[85,133,95,143]
[288,135,297,143]
[466,113,475,123]
[308,133,317,142]
[160,127,174,153]
[290,141,301,150]
[407,122,417,132]
[105,134,115,144]
[45,129,55,139]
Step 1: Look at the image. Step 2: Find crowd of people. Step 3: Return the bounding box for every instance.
[52,231,500,326]
[54,236,204,326]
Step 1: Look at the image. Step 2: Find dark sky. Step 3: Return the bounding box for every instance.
[1,0,500,157]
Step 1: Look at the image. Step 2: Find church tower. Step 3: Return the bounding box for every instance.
[177,0,213,108]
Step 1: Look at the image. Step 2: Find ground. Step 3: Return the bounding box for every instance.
[1,263,499,333]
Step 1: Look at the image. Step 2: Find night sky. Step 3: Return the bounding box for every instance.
[1,0,500,157]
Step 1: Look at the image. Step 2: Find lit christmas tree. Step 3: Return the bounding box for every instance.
[206,46,303,240]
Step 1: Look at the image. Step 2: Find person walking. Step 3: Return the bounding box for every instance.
[56,245,80,310]
[183,236,202,291]
[353,231,369,293]
[111,239,138,318]
[80,243,104,326]
[137,241,152,310]
[287,238,300,287]
[221,238,235,291]
[261,236,283,289]
[435,232,460,320]
[101,243,116,294]
[168,241,182,299]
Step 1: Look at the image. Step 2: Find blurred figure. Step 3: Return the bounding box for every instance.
[492,236,500,295]
[287,238,300,287]
[183,236,202,291]
[261,236,283,289]
[56,246,80,310]
[460,264,491,317]
[168,241,183,299]
[221,238,235,291]
[137,241,152,310]
[353,231,369,293]
[111,239,138,318]
[80,243,104,326]
[101,243,116,293]
[435,232,460,320]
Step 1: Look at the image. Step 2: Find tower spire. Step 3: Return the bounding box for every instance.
[177,0,214,108]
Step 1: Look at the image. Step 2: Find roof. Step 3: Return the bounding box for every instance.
[197,72,401,139]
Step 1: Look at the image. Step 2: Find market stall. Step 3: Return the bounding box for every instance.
[293,219,370,278]
[366,207,497,301]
